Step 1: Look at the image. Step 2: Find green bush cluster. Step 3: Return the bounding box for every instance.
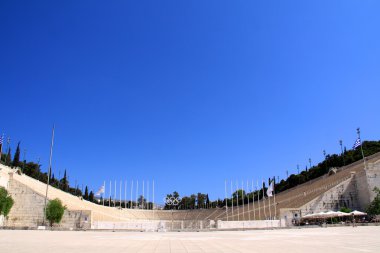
[0,187,14,217]
[45,198,65,227]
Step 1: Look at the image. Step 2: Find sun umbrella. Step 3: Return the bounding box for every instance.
[350,210,367,216]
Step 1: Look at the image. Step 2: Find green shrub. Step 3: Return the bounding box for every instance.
[46,198,65,227]
[340,206,352,213]
[0,187,14,217]
[367,187,380,216]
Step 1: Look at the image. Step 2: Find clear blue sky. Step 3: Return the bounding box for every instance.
[1,1,379,203]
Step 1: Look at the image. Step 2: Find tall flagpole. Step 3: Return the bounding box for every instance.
[43,125,55,226]
[152,180,155,219]
[136,180,139,209]
[147,180,149,210]
[225,180,228,221]
[142,180,145,209]
[262,179,267,219]
[230,181,234,220]
[252,179,255,220]
[268,180,272,220]
[114,180,116,207]
[124,180,127,208]
[357,128,367,169]
[109,180,112,207]
[103,181,105,206]
[236,180,239,221]
[257,180,261,219]
[130,180,133,208]
[247,180,250,221]
[273,178,277,219]
[119,180,122,208]
[241,180,245,220]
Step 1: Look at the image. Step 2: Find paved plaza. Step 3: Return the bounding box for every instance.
[1,226,380,253]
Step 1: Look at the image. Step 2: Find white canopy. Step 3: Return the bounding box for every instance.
[350,210,367,216]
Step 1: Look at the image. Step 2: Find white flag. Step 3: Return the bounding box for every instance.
[266,180,274,197]
[95,185,105,196]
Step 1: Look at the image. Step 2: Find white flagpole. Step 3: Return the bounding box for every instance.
[142,180,145,209]
[262,179,267,219]
[130,180,133,209]
[120,180,122,208]
[103,181,105,206]
[225,180,228,221]
[268,181,272,220]
[273,180,277,219]
[241,180,245,220]
[124,180,127,208]
[257,180,261,219]
[152,180,155,219]
[114,180,117,207]
[230,181,234,220]
[236,180,239,221]
[147,180,150,210]
[252,179,255,220]
[357,128,367,169]
[136,180,139,209]
[247,180,250,221]
[109,180,112,207]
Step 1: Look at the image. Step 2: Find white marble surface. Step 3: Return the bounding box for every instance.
[0,226,379,253]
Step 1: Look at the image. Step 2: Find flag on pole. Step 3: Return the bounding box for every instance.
[266,180,274,197]
[353,138,361,149]
[95,185,105,196]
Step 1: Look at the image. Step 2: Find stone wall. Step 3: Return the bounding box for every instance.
[298,161,380,216]
[5,177,91,230]
[300,174,359,215]
[366,160,380,202]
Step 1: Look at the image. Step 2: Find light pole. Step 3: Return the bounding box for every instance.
[308,158,311,169]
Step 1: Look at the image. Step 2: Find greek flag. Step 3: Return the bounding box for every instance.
[95,185,105,196]
[266,180,274,197]
[353,138,361,149]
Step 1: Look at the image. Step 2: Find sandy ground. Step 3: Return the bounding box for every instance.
[1,226,379,253]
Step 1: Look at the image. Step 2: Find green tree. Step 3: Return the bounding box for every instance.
[138,195,146,208]
[45,198,65,227]
[6,149,11,166]
[84,186,89,200]
[89,191,94,202]
[60,170,68,192]
[12,142,21,168]
[0,187,14,218]
[367,187,380,216]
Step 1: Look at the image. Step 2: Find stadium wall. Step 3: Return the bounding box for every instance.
[0,169,91,229]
